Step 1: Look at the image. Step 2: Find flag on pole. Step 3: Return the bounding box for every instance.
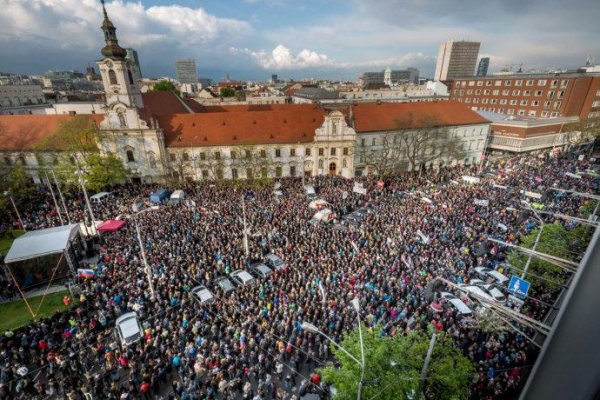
[77,269,95,279]
[350,241,360,253]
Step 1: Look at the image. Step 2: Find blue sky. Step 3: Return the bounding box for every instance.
[0,0,599,81]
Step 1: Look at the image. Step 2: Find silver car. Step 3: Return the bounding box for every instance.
[230,269,255,286]
[214,276,236,294]
[191,285,215,304]
[265,254,286,271]
[115,312,143,346]
[250,263,273,278]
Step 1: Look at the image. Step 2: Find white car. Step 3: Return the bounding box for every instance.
[464,279,507,303]
[474,267,509,286]
[191,285,215,304]
[230,269,255,286]
[439,292,473,316]
[250,263,273,278]
[115,312,143,346]
[214,276,236,294]
[265,254,286,271]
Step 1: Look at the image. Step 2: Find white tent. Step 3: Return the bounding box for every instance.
[5,224,81,264]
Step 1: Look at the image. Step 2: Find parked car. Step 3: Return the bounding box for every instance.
[230,269,255,286]
[214,276,236,294]
[249,263,273,278]
[115,312,143,346]
[265,254,286,271]
[462,279,506,303]
[305,185,316,199]
[90,191,112,204]
[474,267,509,286]
[170,190,185,204]
[191,285,214,304]
[439,292,473,316]
[150,189,171,204]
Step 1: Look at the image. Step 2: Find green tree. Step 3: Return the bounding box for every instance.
[506,222,580,287]
[53,153,128,192]
[220,87,236,97]
[152,80,178,93]
[319,326,474,400]
[35,115,97,158]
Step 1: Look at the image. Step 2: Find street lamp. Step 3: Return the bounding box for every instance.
[302,319,365,400]
[3,191,25,231]
[351,298,366,400]
[131,205,159,297]
[76,170,98,235]
[520,200,544,279]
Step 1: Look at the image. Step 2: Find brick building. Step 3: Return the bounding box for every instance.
[449,73,600,119]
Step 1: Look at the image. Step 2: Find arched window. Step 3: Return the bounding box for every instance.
[127,69,134,85]
[126,149,135,162]
[318,159,323,169]
[147,152,157,168]
[108,69,117,85]
[342,159,347,168]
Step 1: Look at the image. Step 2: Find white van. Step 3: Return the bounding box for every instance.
[115,312,143,346]
[305,185,316,199]
[170,190,185,204]
[90,192,112,204]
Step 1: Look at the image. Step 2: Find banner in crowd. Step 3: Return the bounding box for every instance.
[353,182,367,195]
[493,184,508,190]
[565,172,582,179]
[522,190,542,199]
[462,175,481,184]
[474,199,489,206]
[77,269,95,279]
[417,229,430,244]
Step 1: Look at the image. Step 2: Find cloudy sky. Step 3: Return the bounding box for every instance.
[0,0,598,81]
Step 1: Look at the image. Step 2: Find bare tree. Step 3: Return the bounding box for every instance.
[358,132,406,178]
[228,145,276,182]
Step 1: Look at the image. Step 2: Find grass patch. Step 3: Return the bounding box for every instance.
[0,229,25,256]
[0,290,77,332]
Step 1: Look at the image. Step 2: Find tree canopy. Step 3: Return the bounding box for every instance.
[152,80,178,93]
[318,326,475,400]
[219,87,236,98]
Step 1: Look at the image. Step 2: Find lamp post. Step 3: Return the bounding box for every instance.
[520,201,544,280]
[76,169,97,235]
[51,168,71,224]
[44,170,64,225]
[351,298,366,400]
[3,191,25,231]
[302,320,365,400]
[132,205,159,297]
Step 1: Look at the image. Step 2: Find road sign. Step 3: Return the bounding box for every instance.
[508,276,530,300]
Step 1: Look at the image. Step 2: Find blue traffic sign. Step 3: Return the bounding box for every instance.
[508,276,530,300]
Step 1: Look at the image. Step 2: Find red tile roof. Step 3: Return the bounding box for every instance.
[352,101,489,133]
[140,92,205,117]
[158,104,324,147]
[0,114,103,151]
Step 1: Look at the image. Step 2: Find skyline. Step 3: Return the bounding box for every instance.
[0,0,599,81]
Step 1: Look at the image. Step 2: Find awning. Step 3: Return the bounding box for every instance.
[97,220,126,233]
[5,224,80,263]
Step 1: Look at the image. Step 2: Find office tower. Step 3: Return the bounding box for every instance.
[477,57,490,77]
[435,40,480,81]
[175,59,198,84]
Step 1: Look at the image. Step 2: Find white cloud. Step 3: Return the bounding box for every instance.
[231,45,435,71]
[231,44,333,69]
[0,0,251,50]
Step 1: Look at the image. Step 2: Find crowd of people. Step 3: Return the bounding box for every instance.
[0,149,597,400]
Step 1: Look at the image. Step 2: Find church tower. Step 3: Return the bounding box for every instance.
[96,0,144,130]
[95,0,168,183]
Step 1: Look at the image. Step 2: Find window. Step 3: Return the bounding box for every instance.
[318,148,324,156]
[216,169,223,180]
[202,170,209,179]
[290,148,296,157]
[170,153,176,162]
[538,80,547,86]
[551,112,559,117]
[500,99,508,105]
[482,98,489,104]
[305,148,311,156]
[535,90,543,96]
[512,90,520,96]
[495,81,502,86]
[231,168,238,179]
[502,90,510,96]
[592,100,600,108]
[532,100,540,106]
[214,151,221,160]
[544,101,551,108]
[547,91,555,99]
[200,152,206,161]
[343,147,349,156]
[507,109,515,115]
[486,81,492,86]
[261,167,268,178]
[491,99,498,105]
[473,98,479,104]
[468,81,475,86]
[553,101,562,109]
[520,100,528,106]
[467,89,473,95]
[228,151,236,160]
[518,110,526,116]
[551,80,558,88]
[505,80,512,86]
[561,80,569,88]
[18,155,26,165]
[318,159,324,169]
[330,148,336,156]
[493,90,499,95]
[484,89,491,95]
[477,81,483,86]
[475,89,481,95]
[260,149,266,158]
[290,166,296,176]
[108,69,117,85]
[127,69,134,85]
[515,80,523,86]
[4,156,11,166]
[275,166,282,177]
[510,99,518,105]
[524,90,531,96]
[526,80,534,86]
[528,111,537,117]
[342,159,347,168]
[541,111,549,117]
[245,150,251,159]
[557,91,565,99]
[246,168,253,179]
[126,149,135,162]
[596,90,600,97]
[465,98,471,104]
[371,138,376,146]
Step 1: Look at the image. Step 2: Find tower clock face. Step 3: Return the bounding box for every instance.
[106,60,113,68]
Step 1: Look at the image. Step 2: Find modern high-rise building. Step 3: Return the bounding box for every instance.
[477,57,490,77]
[175,59,198,84]
[125,48,142,79]
[434,40,481,81]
